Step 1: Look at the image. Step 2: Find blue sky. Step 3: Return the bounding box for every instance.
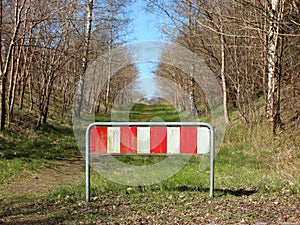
[127,0,161,41]
[126,0,163,98]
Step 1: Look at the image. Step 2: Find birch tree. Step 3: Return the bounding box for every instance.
[74,0,93,118]
[102,0,133,114]
[266,0,285,133]
[104,0,114,114]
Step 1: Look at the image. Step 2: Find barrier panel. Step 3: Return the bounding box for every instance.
[86,122,214,202]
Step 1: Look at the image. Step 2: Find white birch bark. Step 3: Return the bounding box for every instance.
[74,0,93,117]
[220,25,229,124]
[266,0,284,132]
[266,0,279,120]
[188,1,196,116]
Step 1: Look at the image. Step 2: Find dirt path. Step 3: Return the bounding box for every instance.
[0,158,85,200]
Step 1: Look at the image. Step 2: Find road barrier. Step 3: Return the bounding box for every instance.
[85,122,214,202]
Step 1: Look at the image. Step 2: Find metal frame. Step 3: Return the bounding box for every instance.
[85,122,215,202]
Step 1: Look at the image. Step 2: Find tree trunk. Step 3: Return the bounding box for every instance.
[220,27,230,124]
[28,75,34,111]
[187,2,196,116]
[74,0,93,117]
[0,0,25,129]
[189,62,196,116]
[266,0,284,134]
[8,45,22,126]
[104,49,112,114]
[0,74,6,130]
[0,0,3,130]
[105,0,114,115]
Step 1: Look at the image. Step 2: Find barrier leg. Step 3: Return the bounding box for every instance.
[209,126,214,198]
[86,128,90,202]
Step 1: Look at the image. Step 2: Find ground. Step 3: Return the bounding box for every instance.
[0,158,85,199]
[0,157,299,225]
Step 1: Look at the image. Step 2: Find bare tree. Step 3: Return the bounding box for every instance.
[0,0,29,129]
[148,0,230,120]
[74,0,94,118]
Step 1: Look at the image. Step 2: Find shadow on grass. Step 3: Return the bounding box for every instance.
[216,188,257,197]
[164,185,257,197]
[2,217,65,225]
[0,124,79,161]
[0,201,67,225]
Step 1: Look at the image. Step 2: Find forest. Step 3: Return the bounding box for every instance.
[0,0,137,129]
[0,1,299,223]
[150,0,299,134]
[0,0,299,133]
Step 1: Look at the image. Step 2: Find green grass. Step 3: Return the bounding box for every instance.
[53,142,296,202]
[0,103,299,224]
[2,103,299,195]
[0,123,79,183]
[100,103,199,122]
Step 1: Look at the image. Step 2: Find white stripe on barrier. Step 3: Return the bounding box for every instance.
[108,127,120,154]
[137,127,150,154]
[167,127,180,154]
[197,127,210,154]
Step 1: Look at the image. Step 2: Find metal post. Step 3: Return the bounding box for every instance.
[209,125,215,198]
[86,126,91,202]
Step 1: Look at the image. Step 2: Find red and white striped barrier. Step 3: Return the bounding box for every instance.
[86,122,215,202]
[89,126,210,154]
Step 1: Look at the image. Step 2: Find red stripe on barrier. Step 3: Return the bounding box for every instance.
[120,127,137,154]
[150,127,167,154]
[90,127,107,153]
[180,127,197,154]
